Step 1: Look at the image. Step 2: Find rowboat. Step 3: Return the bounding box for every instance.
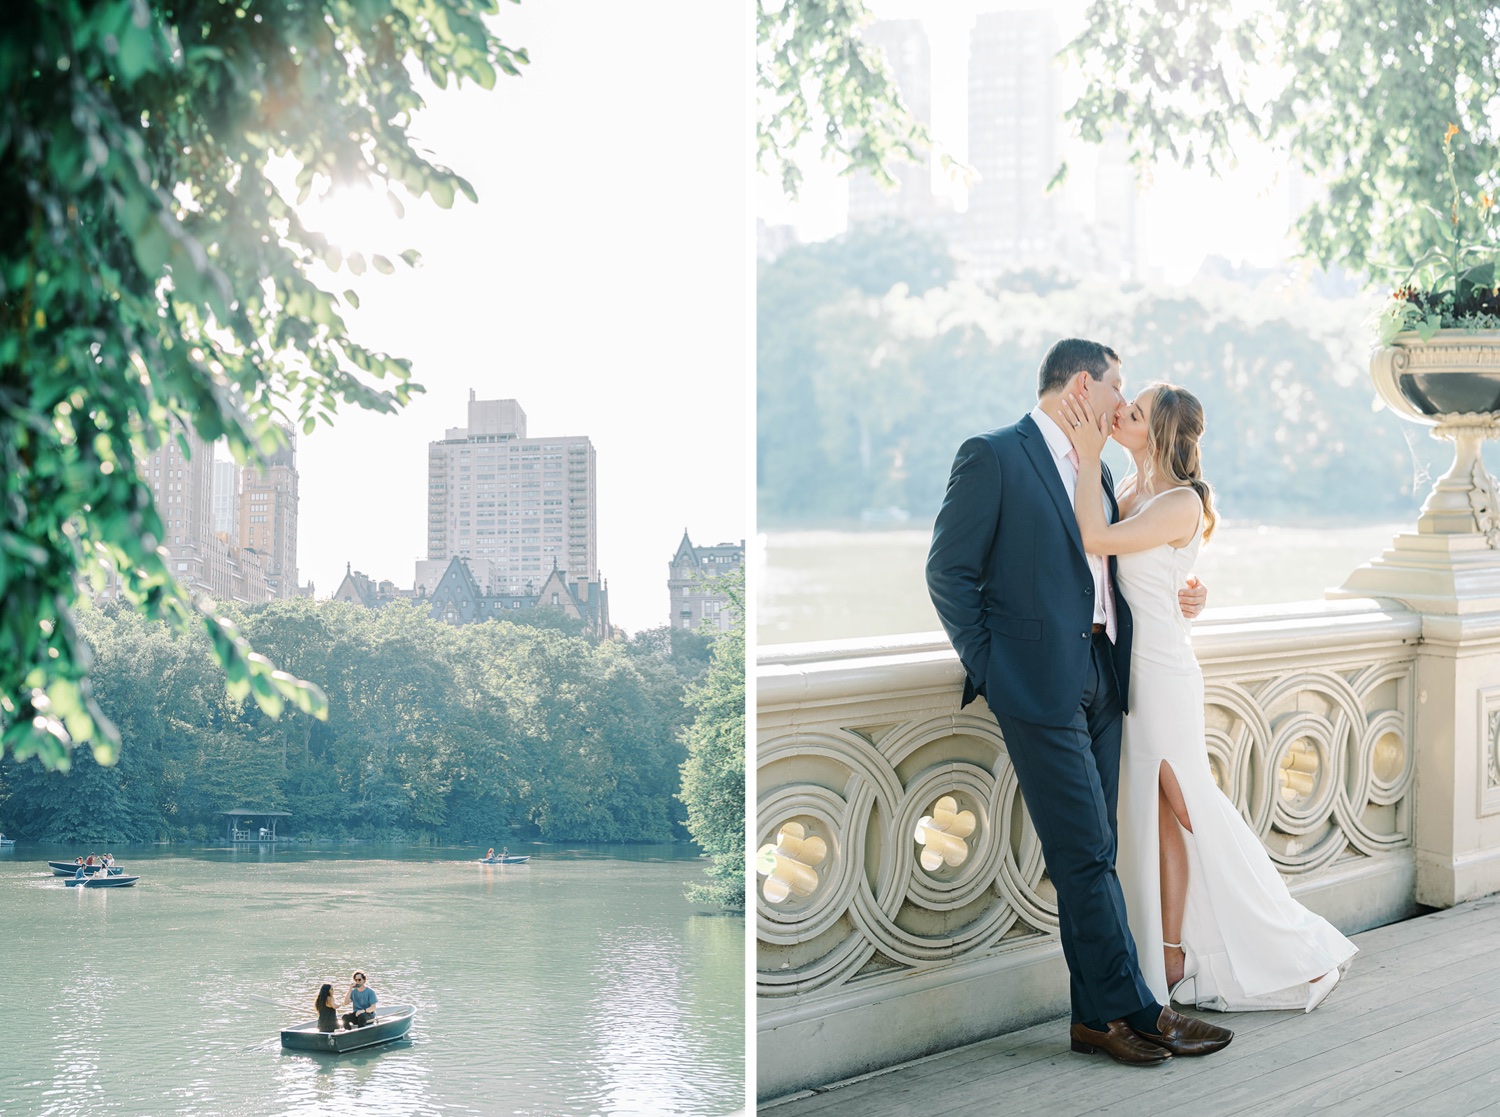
[50,864,123,877]
[281,1003,416,1053]
[64,874,139,888]
[478,855,530,865]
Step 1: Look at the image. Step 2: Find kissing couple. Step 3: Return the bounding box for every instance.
[926,338,1356,1066]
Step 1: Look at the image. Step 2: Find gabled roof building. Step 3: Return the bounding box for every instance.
[668,531,743,632]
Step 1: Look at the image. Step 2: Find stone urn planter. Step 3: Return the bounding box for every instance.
[1369,329,1500,540]
[1337,330,1500,611]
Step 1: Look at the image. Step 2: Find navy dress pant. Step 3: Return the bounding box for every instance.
[991,632,1156,1026]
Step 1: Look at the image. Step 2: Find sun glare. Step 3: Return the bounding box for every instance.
[295,183,412,258]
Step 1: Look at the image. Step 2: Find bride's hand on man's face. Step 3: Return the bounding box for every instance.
[1059,392,1109,459]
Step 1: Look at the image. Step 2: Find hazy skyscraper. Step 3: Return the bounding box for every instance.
[1094,127,1140,280]
[847,20,937,228]
[965,9,1061,276]
[238,435,300,599]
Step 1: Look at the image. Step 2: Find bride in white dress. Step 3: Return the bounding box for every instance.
[1061,382,1357,1013]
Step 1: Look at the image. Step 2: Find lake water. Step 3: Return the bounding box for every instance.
[759,521,1412,645]
[0,844,745,1116]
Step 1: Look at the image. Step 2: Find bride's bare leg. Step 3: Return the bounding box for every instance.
[1159,761,1193,986]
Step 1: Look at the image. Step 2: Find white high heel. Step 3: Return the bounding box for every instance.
[1305,967,1340,1013]
[1164,941,1198,1006]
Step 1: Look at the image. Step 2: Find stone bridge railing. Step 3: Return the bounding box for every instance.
[756,594,1500,1100]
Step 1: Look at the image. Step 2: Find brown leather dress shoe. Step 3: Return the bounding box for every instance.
[1069,1020,1172,1066]
[1132,1006,1233,1056]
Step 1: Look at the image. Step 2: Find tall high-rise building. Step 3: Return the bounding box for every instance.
[238,435,300,599]
[965,9,1061,276]
[422,393,598,596]
[147,426,215,554]
[136,427,272,604]
[847,20,938,228]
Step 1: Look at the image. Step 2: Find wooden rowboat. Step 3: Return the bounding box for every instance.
[50,864,123,877]
[64,874,139,888]
[281,1003,416,1053]
[477,855,530,864]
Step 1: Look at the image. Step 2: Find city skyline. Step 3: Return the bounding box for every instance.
[758,0,1302,284]
[288,0,749,635]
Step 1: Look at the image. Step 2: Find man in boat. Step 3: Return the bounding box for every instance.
[341,971,377,1029]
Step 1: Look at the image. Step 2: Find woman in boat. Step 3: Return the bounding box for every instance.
[315,983,339,1032]
[486,848,495,860]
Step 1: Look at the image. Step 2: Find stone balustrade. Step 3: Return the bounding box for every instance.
[756,597,1438,1101]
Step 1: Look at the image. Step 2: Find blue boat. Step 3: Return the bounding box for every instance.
[65,874,139,888]
[478,855,530,865]
[281,1003,416,1053]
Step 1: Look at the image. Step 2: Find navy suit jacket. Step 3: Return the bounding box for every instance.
[926,414,1133,727]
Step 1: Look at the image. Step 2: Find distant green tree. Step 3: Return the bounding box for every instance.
[758,273,1425,528]
[1,0,524,770]
[757,0,928,197]
[759,221,956,522]
[678,572,746,909]
[1063,0,1500,281]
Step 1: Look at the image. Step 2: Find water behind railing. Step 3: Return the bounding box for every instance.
[0,843,744,1116]
[759,521,1408,644]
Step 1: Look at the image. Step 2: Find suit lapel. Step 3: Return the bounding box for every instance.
[1017,415,1086,559]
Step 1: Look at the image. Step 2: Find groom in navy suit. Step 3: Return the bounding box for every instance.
[926,338,1232,1065]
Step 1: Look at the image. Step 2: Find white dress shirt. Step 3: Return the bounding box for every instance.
[1031,404,1111,628]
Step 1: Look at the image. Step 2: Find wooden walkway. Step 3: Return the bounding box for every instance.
[761,895,1500,1117]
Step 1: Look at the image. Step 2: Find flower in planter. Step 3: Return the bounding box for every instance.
[1379,124,1500,345]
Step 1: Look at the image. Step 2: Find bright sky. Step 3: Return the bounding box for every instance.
[757,0,1300,283]
[289,1,751,635]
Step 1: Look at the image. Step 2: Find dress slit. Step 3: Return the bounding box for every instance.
[1114,502,1356,1011]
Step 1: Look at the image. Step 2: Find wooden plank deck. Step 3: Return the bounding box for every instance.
[760,896,1500,1116]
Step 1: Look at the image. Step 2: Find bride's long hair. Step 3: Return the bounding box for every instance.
[1139,382,1218,542]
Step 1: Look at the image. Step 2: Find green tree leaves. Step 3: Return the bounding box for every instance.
[1,1,522,768]
[757,0,930,197]
[1063,0,1500,284]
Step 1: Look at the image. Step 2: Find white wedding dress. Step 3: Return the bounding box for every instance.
[1113,499,1357,1010]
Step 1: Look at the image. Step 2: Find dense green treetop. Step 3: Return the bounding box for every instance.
[1,1,524,770]
[1063,0,1500,284]
[678,570,745,910]
[0,601,706,846]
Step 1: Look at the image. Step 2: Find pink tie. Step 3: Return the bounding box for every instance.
[1066,449,1117,643]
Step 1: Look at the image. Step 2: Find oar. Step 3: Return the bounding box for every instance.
[246,991,311,1015]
